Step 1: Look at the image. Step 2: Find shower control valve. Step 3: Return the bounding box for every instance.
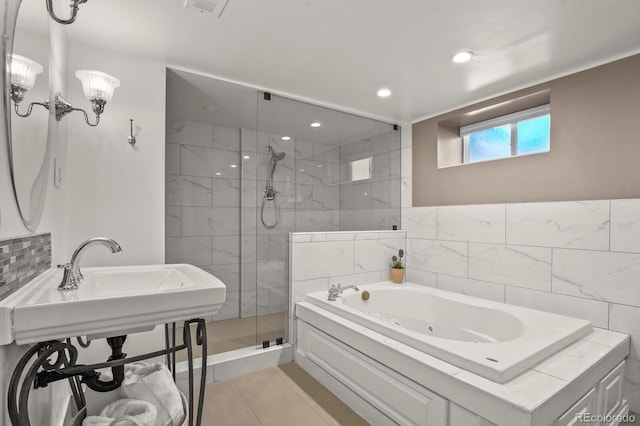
[264,186,277,200]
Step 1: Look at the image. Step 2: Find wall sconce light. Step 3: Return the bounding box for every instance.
[46,0,88,25]
[9,54,120,127]
[9,54,43,106]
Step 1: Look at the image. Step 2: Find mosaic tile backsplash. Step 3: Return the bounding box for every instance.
[0,233,51,301]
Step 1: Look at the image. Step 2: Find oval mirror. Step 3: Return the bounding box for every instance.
[3,0,52,232]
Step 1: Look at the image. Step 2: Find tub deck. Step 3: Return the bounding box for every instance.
[304,282,593,383]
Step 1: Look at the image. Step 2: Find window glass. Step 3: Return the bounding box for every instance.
[517,115,550,155]
[461,104,550,164]
[349,157,372,181]
[467,125,511,163]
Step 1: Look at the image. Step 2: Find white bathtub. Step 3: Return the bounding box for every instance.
[303,282,592,383]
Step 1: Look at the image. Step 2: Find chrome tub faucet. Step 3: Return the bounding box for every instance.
[58,237,122,290]
[327,284,360,301]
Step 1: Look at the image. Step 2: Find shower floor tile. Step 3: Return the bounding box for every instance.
[175,313,286,361]
[198,362,368,426]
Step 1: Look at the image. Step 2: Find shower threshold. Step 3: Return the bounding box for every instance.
[175,312,286,361]
[173,343,294,391]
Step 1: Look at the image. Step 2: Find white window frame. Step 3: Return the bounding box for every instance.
[460,104,550,164]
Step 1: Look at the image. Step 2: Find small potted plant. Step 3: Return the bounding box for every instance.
[390,249,405,284]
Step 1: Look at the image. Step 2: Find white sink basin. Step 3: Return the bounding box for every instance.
[0,264,226,345]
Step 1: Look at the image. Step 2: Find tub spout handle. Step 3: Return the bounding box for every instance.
[327,284,360,301]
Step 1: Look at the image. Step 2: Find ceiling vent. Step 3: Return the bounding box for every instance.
[183,0,230,17]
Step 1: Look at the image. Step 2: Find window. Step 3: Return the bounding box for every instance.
[348,157,372,182]
[460,104,550,164]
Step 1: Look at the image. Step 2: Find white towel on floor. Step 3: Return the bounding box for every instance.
[121,363,183,426]
[82,398,157,426]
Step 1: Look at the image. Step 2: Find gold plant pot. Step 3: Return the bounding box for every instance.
[390,268,405,284]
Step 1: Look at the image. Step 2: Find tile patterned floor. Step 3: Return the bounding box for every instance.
[198,362,369,426]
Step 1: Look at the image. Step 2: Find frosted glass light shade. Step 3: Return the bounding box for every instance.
[10,54,44,90]
[75,70,120,102]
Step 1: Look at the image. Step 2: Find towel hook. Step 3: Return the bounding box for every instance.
[128,118,136,147]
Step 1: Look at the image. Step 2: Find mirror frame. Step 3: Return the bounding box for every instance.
[2,0,52,232]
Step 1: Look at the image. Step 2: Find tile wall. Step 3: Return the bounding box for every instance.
[0,233,52,300]
[293,138,341,232]
[165,120,243,320]
[242,129,292,319]
[166,119,403,325]
[339,129,402,231]
[401,199,640,411]
[288,230,407,343]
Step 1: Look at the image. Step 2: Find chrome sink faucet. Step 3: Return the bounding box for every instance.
[58,237,122,290]
[327,284,360,301]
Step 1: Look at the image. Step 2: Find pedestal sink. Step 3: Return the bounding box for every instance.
[0,264,226,344]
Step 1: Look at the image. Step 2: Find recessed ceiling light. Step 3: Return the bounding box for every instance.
[282,136,291,141]
[230,164,237,168]
[299,169,305,172]
[215,172,221,176]
[377,88,391,98]
[243,155,250,159]
[310,122,321,128]
[452,51,474,64]
[317,164,323,168]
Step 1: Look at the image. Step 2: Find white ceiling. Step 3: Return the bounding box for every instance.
[166,68,394,144]
[17,0,640,124]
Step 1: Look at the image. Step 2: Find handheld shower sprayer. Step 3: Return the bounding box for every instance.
[261,144,286,228]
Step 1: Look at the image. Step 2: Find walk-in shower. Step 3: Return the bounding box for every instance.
[261,145,286,229]
[165,69,400,361]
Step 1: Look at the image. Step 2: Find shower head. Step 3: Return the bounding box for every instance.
[267,145,286,162]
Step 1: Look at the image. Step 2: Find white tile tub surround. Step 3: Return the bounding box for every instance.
[408,239,467,277]
[506,200,610,250]
[354,237,406,273]
[401,206,437,239]
[402,198,640,411]
[552,249,640,306]
[437,275,505,303]
[289,230,407,344]
[296,301,629,426]
[469,243,552,291]
[611,199,640,253]
[437,204,506,244]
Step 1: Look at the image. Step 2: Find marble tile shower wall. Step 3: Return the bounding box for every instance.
[293,138,341,232]
[339,129,401,231]
[166,119,243,320]
[401,199,640,411]
[165,120,342,321]
[242,128,293,318]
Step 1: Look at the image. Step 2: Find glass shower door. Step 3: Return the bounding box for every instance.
[251,92,294,348]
